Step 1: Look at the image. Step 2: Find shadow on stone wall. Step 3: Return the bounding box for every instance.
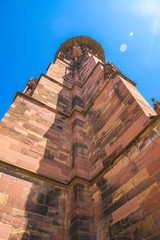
[20,87,69,240]
[20,71,96,240]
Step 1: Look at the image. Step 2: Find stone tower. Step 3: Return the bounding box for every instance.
[0,36,160,240]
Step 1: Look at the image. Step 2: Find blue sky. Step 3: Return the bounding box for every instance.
[0,0,160,120]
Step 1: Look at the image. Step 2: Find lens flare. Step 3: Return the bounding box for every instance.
[120,44,127,52]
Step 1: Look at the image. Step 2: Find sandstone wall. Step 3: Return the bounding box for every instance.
[0,167,67,240]
[46,59,73,88]
[32,75,71,115]
[67,183,96,240]
[0,94,71,182]
[86,75,153,179]
[0,49,159,240]
[91,120,160,239]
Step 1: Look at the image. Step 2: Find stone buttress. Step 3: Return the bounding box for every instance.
[0,36,160,240]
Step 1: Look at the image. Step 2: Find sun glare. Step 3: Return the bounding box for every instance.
[134,0,160,35]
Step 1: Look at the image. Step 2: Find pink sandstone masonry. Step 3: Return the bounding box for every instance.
[0,36,160,240]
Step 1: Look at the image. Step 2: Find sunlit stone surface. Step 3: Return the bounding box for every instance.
[0,36,159,240]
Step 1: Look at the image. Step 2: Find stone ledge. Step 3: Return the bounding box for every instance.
[44,59,136,91]
[0,112,159,189]
[14,70,136,120]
